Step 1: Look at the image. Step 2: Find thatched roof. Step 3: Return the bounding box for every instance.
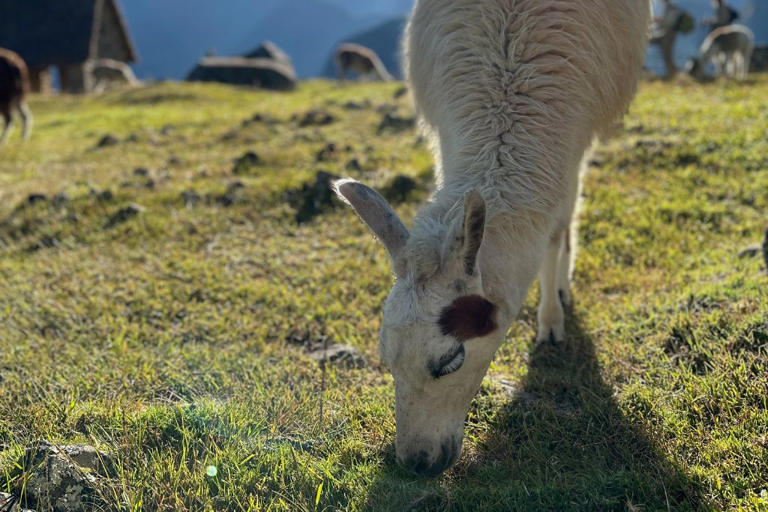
[0,0,137,69]
[187,57,297,91]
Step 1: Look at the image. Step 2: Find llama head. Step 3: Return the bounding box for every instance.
[335,179,502,476]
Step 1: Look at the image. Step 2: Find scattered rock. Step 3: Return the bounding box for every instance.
[27,235,60,252]
[381,174,418,203]
[308,343,366,369]
[345,158,361,172]
[144,179,155,189]
[181,189,201,207]
[26,193,47,205]
[16,441,113,512]
[133,167,150,177]
[284,170,340,223]
[232,151,261,175]
[740,226,768,273]
[96,134,119,148]
[315,143,337,162]
[0,492,34,512]
[96,189,114,202]
[125,133,140,143]
[241,113,276,127]
[376,103,397,114]
[377,113,415,134]
[393,86,408,99]
[219,130,238,142]
[159,124,174,136]
[634,138,674,150]
[105,203,144,228]
[52,193,70,208]
[167,156,182,167]
[215,182,246,207]
[588,158,603,168]
[298,110,335,127]
[739,245,762,258]
[0,491,14,508]
[227,181,245,192]
[57,444,115,477]
[342,100,370,110]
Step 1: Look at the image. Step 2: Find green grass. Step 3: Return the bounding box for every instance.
[0,76,766,511]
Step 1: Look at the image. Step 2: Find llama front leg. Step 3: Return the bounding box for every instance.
[557,226,574,307]
[537,229,567,343]
[537,160,582,343]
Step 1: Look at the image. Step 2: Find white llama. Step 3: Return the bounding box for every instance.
[335,43,394,82]
[335,0,650,476]
[687,24,754,80]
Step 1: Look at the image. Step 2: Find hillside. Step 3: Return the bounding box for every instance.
[0,77,767,510]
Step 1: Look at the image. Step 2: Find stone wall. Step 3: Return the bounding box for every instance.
[28,67,53,93]
[60,63,91,93]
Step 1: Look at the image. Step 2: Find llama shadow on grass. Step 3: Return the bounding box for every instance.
[365,313,709,511]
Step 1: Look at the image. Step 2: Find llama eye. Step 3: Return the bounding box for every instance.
[431,345,465,379]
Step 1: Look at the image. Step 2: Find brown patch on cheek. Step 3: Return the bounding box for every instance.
[437,295,497,342]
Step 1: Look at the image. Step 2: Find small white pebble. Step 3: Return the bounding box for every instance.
[206,465,218,477]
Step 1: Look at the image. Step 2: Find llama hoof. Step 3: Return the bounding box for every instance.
[536,322,566,345]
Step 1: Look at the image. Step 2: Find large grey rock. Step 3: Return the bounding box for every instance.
[19,441,113,512]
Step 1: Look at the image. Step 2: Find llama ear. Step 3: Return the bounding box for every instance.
[334,179,410,261]
[443,190,486,276]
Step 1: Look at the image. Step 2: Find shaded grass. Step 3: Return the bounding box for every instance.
[0,76,767,510]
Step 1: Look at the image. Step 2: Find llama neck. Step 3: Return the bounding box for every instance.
[411,198,552,326]
[478,213,551,324]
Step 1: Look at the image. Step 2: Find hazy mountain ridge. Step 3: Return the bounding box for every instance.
[121,0,413,79]
[120,0,764,80]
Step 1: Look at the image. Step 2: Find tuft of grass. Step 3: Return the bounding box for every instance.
[0,76,767,510]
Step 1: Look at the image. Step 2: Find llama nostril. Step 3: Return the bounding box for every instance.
[398,440,459,477]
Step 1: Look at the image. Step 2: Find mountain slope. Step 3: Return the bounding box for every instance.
[121,0,274,80]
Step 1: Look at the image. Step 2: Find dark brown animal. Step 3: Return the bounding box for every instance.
[0,48,32,143]
[335,43,393,81]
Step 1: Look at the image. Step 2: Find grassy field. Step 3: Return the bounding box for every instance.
[0,76,766,511]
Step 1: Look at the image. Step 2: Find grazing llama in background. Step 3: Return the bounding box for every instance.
[334,0,650,476]
[335,43,393,81]
[0,48,32,143]
[687,24,754,80]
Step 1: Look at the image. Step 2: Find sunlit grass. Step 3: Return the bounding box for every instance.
[0,76,766,510]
